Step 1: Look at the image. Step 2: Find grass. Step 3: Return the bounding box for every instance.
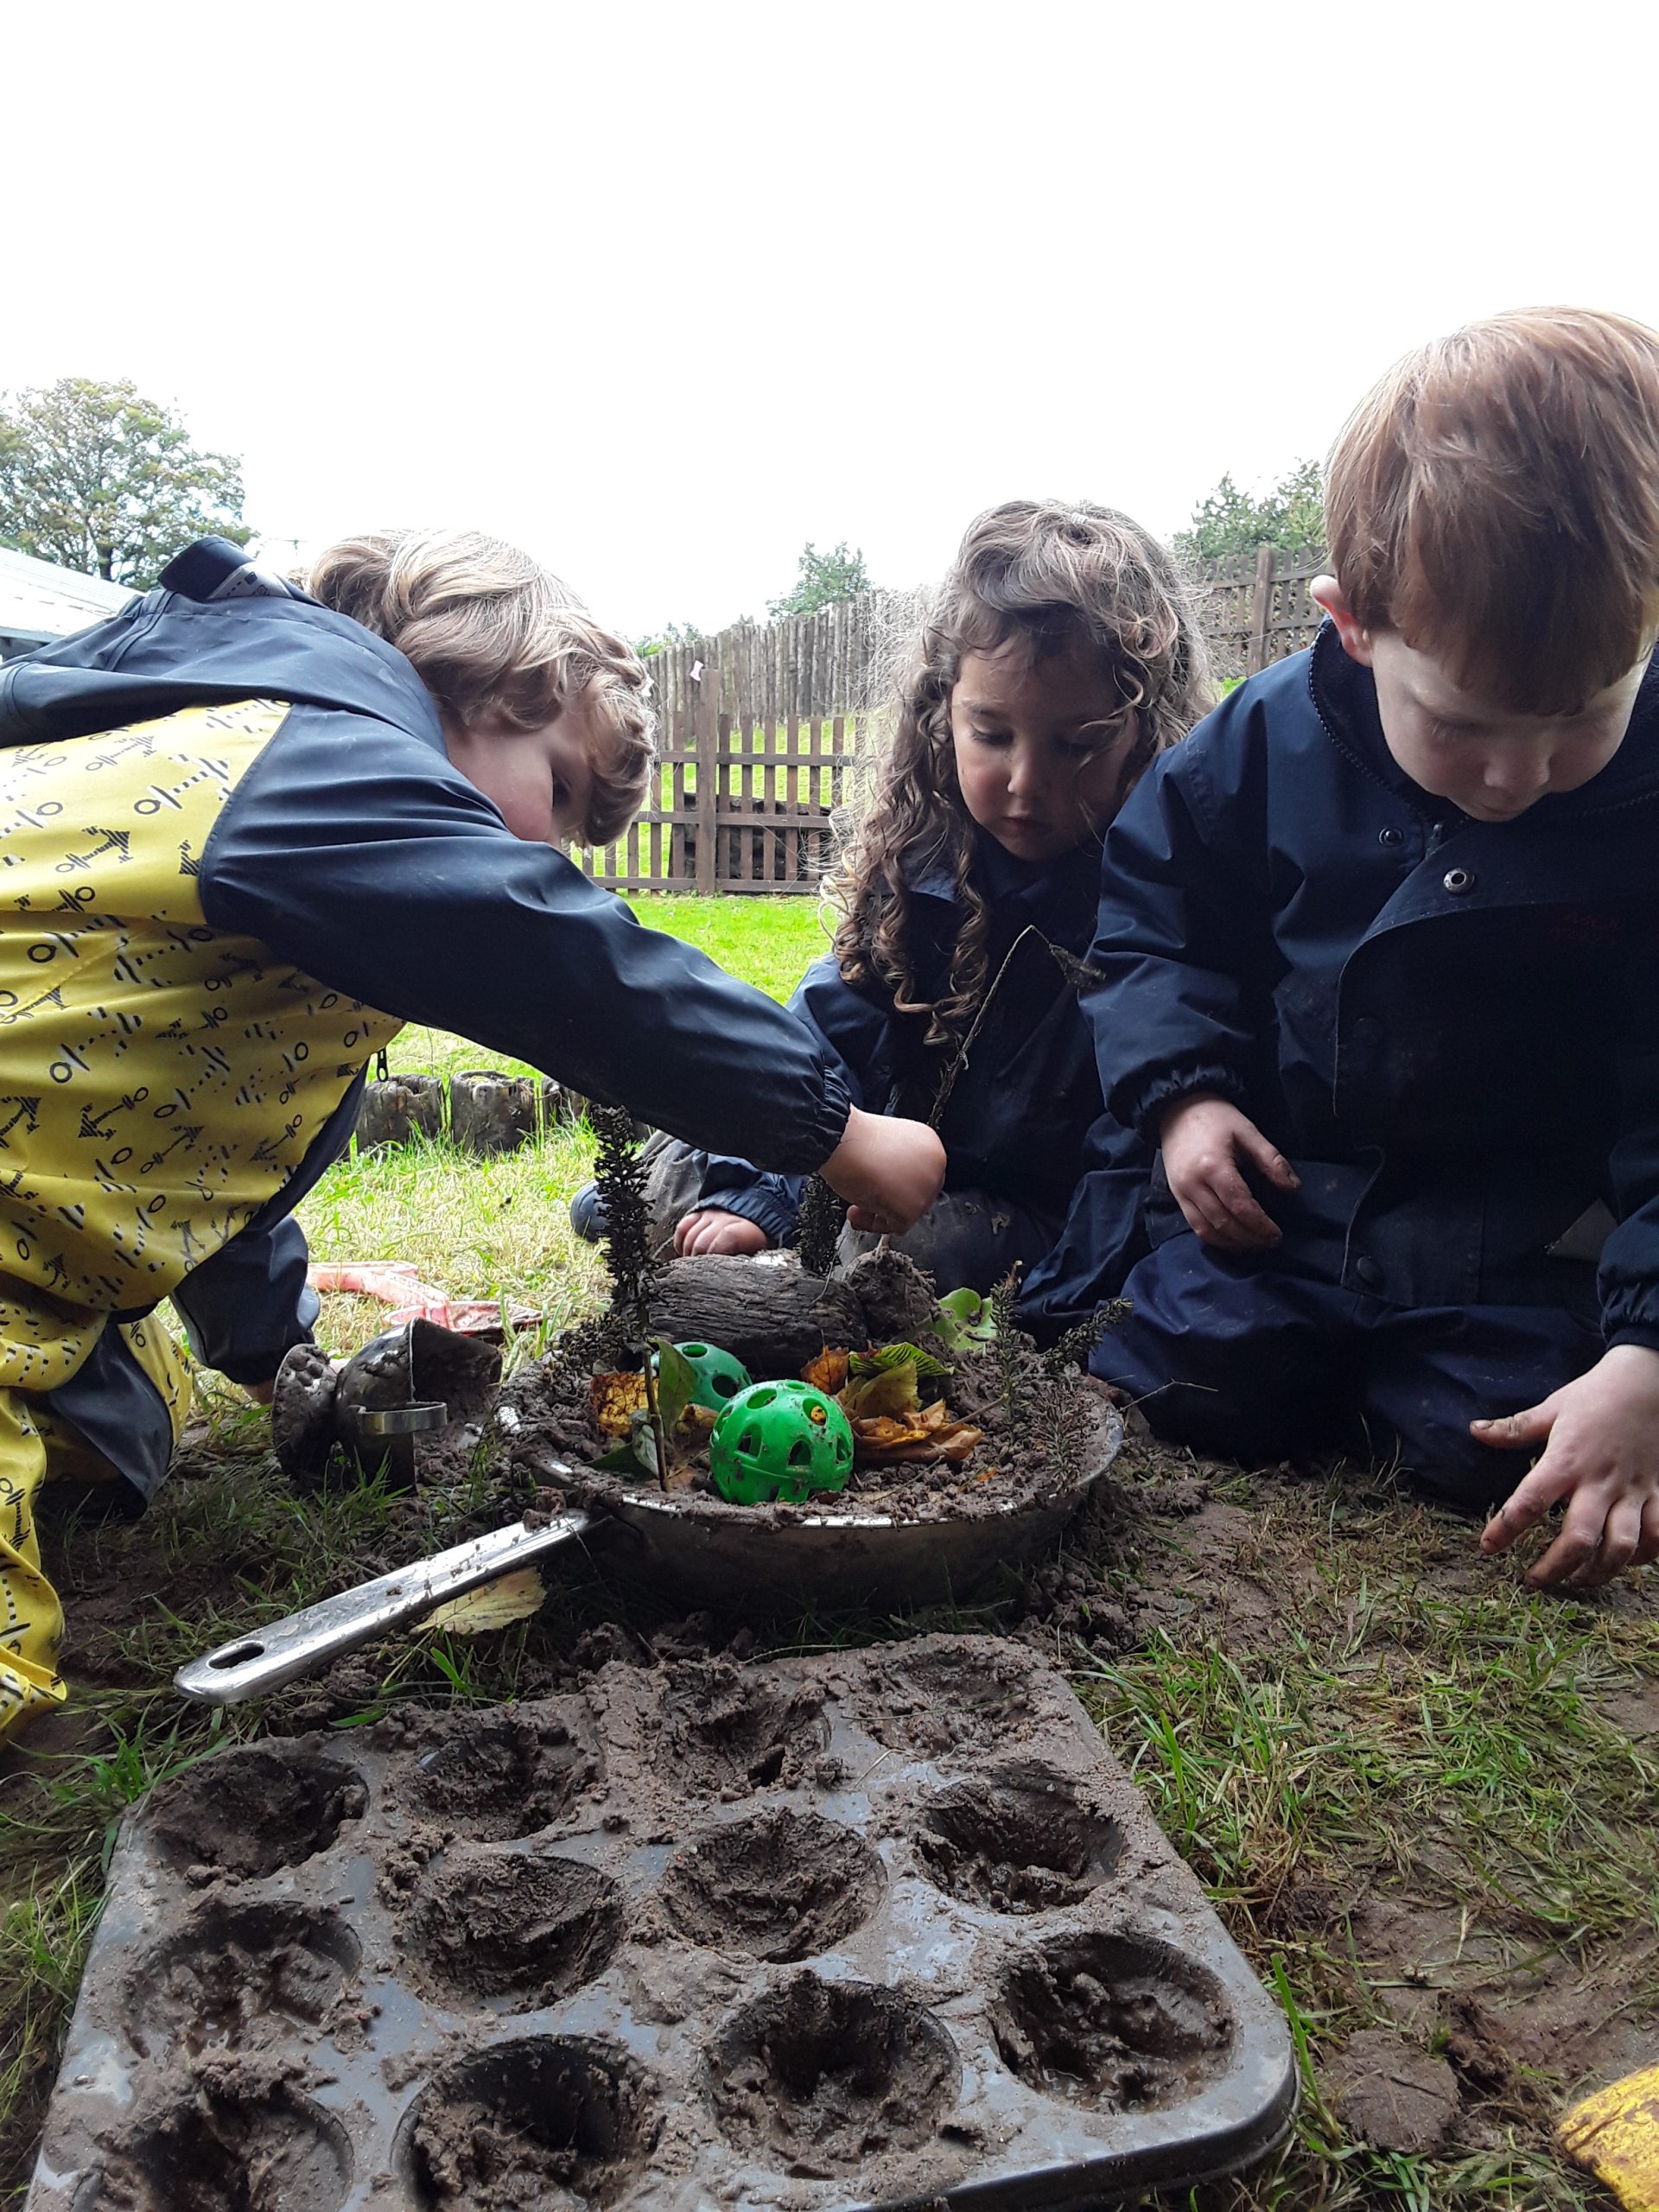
[2,891,1656,2208]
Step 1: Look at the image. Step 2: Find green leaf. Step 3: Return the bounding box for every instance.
[849,1340,951,1382]
[650,1338,697,1435]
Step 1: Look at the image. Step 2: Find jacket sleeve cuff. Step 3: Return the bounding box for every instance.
[781,1067,852,1175]
[1604,1325,1659,1356]
[1115,1065,1246,1144]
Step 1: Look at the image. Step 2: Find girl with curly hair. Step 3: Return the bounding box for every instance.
[670,498,1210,1293]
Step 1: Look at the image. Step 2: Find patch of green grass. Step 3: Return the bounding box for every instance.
[384,893,829,1085]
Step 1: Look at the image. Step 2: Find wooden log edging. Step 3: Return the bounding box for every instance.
[355,1071,587,1156]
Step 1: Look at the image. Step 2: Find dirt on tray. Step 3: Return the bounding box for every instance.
[707,1970,960,2177]
[658,1804,884,1961]
[499,1326,1103,1526]
[402,1847,625,2008]
[96,2055,350,2212]
[407,2037,656,2211]
[147,1744,367,1878]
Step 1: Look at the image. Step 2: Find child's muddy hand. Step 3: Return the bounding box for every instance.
[821,1108,945,1235]
[1476,1343,1659,1586]
[1158,1095,1299,1252]
[674,1210,769,1257]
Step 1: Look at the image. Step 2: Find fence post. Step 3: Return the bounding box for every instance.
[694,654,719,893]
[1246,543,1275,677]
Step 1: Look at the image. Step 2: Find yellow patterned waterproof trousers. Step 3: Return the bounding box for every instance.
[0,700,400,1737]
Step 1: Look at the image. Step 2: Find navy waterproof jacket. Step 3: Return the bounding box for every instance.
[0,540,852,1176]
[696,832,1116,1246]
[1068,623,1659,1347]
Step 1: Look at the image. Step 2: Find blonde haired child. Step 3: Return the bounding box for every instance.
[0,529,941,1738]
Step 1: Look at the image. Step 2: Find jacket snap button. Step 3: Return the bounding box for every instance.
[1355,1255,1383,1291]
[1378,826,1403,848]
[1442,867,1476,895]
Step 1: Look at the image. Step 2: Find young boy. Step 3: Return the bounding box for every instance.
[0,530,944,1738]
[1070,308,1659,1590]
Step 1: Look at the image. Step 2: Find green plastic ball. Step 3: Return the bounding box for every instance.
[664,1340,753,1414]
[709,1378,855,1506]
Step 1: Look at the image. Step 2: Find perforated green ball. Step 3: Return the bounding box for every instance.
[709,1378,855,1506]
[664,1340,753,1413]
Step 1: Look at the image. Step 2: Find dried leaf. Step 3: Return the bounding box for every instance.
[591,1370,646,1438]
[419,1567,547,1633]
[802,1345,850,1395]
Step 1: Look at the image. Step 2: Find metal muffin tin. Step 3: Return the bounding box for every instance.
[27,1636,1295,2209]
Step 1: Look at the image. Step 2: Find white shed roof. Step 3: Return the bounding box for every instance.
[0,547,135,645]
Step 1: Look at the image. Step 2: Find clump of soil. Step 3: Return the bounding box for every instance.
[406,2037,656,2210]
[127,1901,360,2060]
[916,1764,1122,1914]
[660,1807,883,1961]
[859,1640,1036,1756]
[653,1661,830,1794]
[145,1745,365,1877]
[708,1972,958,2177]
[393,1704,599,1840]
[992,1931,1233,2109]
[103,2059,352,2211]
[404,1848,624,2010]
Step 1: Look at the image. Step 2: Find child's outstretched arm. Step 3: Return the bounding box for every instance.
[196,706,949,1223]
[1475,1344,1659,1585]
[676,952,898,1257]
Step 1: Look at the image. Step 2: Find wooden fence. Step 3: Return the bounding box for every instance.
[572,550,1326,894]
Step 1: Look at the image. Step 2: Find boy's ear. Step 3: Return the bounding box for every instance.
[1310,575,1375,667]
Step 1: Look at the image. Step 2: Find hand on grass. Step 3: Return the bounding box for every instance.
[1475,1343,1659,1586]
[1158,1094,1300,1251]
[674,1210,770,1257]
[820,1106,945,1235]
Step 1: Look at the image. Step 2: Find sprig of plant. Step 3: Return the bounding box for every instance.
[1041,1298,1131,1377]
[793,1173,844,1279]
[989,1264,1025,1430]
[588,1103,669,1482]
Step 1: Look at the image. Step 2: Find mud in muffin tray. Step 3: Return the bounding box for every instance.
[29,1637,1295,2210]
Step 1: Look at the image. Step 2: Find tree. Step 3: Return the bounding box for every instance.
[636,620,707,658]
[0,378,250,587]
[766,540,872,620]
[1174,459,1325,564]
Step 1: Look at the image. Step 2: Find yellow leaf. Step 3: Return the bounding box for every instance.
[590,1370,646,1438]
[420,1567,547,1634]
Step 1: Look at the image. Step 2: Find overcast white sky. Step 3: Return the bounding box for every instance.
[9,0,1656,633]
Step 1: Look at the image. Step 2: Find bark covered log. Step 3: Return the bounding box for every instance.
[645,1254,869,1375]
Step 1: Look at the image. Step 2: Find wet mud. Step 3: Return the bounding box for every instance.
[708,1972,959,2176]
[127,1900,359,2059]
[659,1805,883,1962]
[992,1930,1235,2109]
[404,2037,656,2210]
[917,1764,1122,1914]
[404,1849,624,2009]
[101,2062,352,2212]
[146,1745,365,1877]
[391,1702,600,1841]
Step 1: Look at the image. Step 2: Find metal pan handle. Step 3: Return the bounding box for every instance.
[174,1510,592,1706]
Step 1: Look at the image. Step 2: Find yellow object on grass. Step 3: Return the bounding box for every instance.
[1558,2063,1659,2210]
[419,1567,548,1634]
